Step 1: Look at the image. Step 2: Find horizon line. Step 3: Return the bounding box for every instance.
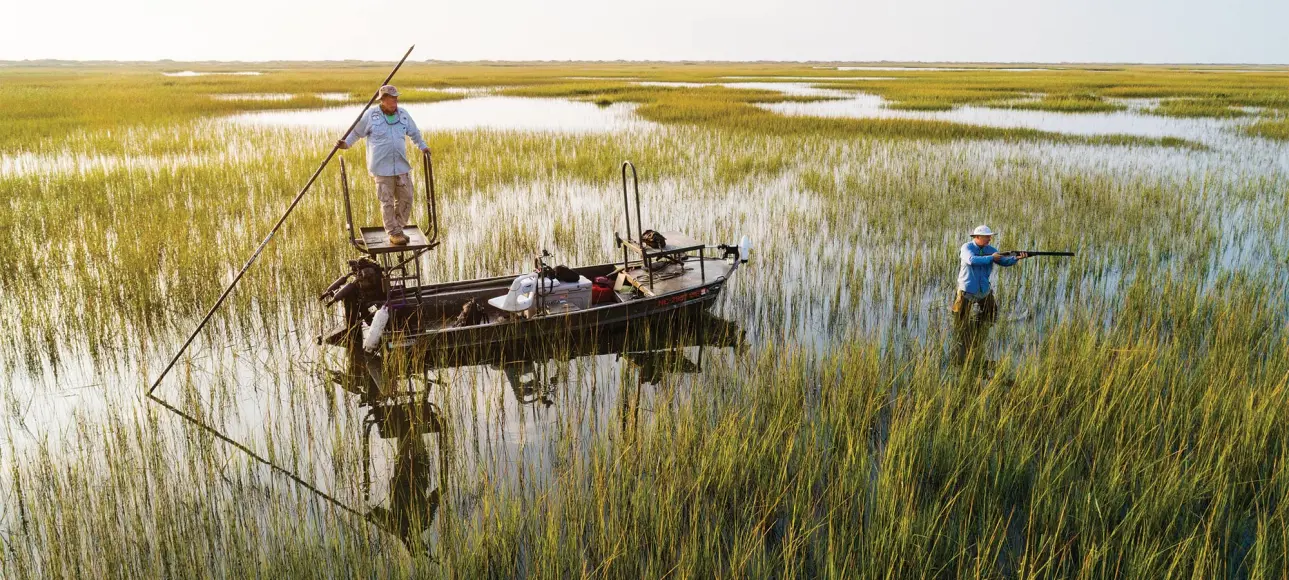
[3,58,1288,68]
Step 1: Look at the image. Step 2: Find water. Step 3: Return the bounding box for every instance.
[228,96,653,133]
[761,89,1253,147]
[5,72,1289,560]
[0,150,214,178]
[637,80,851,98]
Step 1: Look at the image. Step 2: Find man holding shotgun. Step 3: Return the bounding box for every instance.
[953,225,1074,325]
[952,225,1028,325]
[337,84,429,246]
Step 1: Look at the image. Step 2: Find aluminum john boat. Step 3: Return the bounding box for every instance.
[318,157,751,356]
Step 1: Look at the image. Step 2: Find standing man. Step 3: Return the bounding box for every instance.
[952,225,1029,325]
[337,85,429,246]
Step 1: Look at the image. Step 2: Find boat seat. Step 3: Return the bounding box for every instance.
[622,230,705,259]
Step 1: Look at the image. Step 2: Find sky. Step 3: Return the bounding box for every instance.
[1,0,1286,64]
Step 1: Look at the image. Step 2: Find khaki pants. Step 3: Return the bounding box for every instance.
[951,290,997,326]
[374,173,414,236]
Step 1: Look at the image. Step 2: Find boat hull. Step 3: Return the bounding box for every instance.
[325,258,739,361]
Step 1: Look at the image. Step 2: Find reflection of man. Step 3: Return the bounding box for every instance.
[370,435,440,550]
[336,85,429,246]
[952,225,1029,325]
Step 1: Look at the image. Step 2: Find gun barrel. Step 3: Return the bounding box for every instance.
[1007,250,1075,257]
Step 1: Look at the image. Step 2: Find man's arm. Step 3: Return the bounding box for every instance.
[961,245,993,266]
[996,255,1020,267]
[405,113,429,152]
[336,114,370,149]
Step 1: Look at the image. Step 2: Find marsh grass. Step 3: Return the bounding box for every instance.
[1246,113,1289,141]
[4,277,1286,577]
[999,92,1127,113]
[1150,98,1250,118]
[2,62,1288,577]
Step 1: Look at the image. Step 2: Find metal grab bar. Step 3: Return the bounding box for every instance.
[340,158,366,252]
[621,161,642,245]
[340,150,440,252]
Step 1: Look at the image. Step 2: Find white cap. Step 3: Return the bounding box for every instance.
[377,85,400,98]
[971,225,996,237]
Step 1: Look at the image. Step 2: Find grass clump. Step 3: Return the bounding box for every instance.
[999,92,1127,113]
[1244,114,1289,141]
[1150,98,1249,118]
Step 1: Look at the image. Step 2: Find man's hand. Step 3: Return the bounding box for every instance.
[336,139,349,150]
[991,252,1002,263]
[1017,251,1030,259]
[420,146,430,153]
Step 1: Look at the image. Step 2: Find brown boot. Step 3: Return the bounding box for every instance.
[388,232,409,246]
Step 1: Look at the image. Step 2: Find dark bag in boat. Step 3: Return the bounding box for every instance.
[451,297,490,328]
[552,265,581,284]
[641,230,667,250]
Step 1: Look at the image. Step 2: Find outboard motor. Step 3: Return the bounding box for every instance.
[719,236,754,264]
[320,257,386,326]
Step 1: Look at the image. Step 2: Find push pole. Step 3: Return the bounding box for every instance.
[147,45,416,396]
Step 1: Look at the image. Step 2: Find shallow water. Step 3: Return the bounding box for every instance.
[762,90,1252,146]
[5,73,1289,559]
[636,80,851,98]
[228,96,653,133]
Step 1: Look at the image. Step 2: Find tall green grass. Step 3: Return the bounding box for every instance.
[3,277,1285,577]
[1,62,1287,577]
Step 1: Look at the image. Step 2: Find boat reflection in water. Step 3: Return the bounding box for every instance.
[326,308,745,552]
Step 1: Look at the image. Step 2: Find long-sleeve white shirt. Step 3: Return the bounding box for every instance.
[343,106,428,177]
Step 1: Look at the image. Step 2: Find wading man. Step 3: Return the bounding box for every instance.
[337,85,429,246]
[953,225,1029,326]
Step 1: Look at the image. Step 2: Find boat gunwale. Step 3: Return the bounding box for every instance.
[386,259,738,345]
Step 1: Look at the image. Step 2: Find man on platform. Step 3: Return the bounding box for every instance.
[337,85,429,246]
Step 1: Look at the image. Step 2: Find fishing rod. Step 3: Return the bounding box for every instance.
[147,45,416,396]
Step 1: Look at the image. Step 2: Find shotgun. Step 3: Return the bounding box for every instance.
[1000,251,1075,257]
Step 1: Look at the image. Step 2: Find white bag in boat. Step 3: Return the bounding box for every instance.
[363,305,390,352]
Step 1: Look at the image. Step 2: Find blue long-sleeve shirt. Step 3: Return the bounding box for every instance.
[957,242,1017,295]
[343,106,428,177]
